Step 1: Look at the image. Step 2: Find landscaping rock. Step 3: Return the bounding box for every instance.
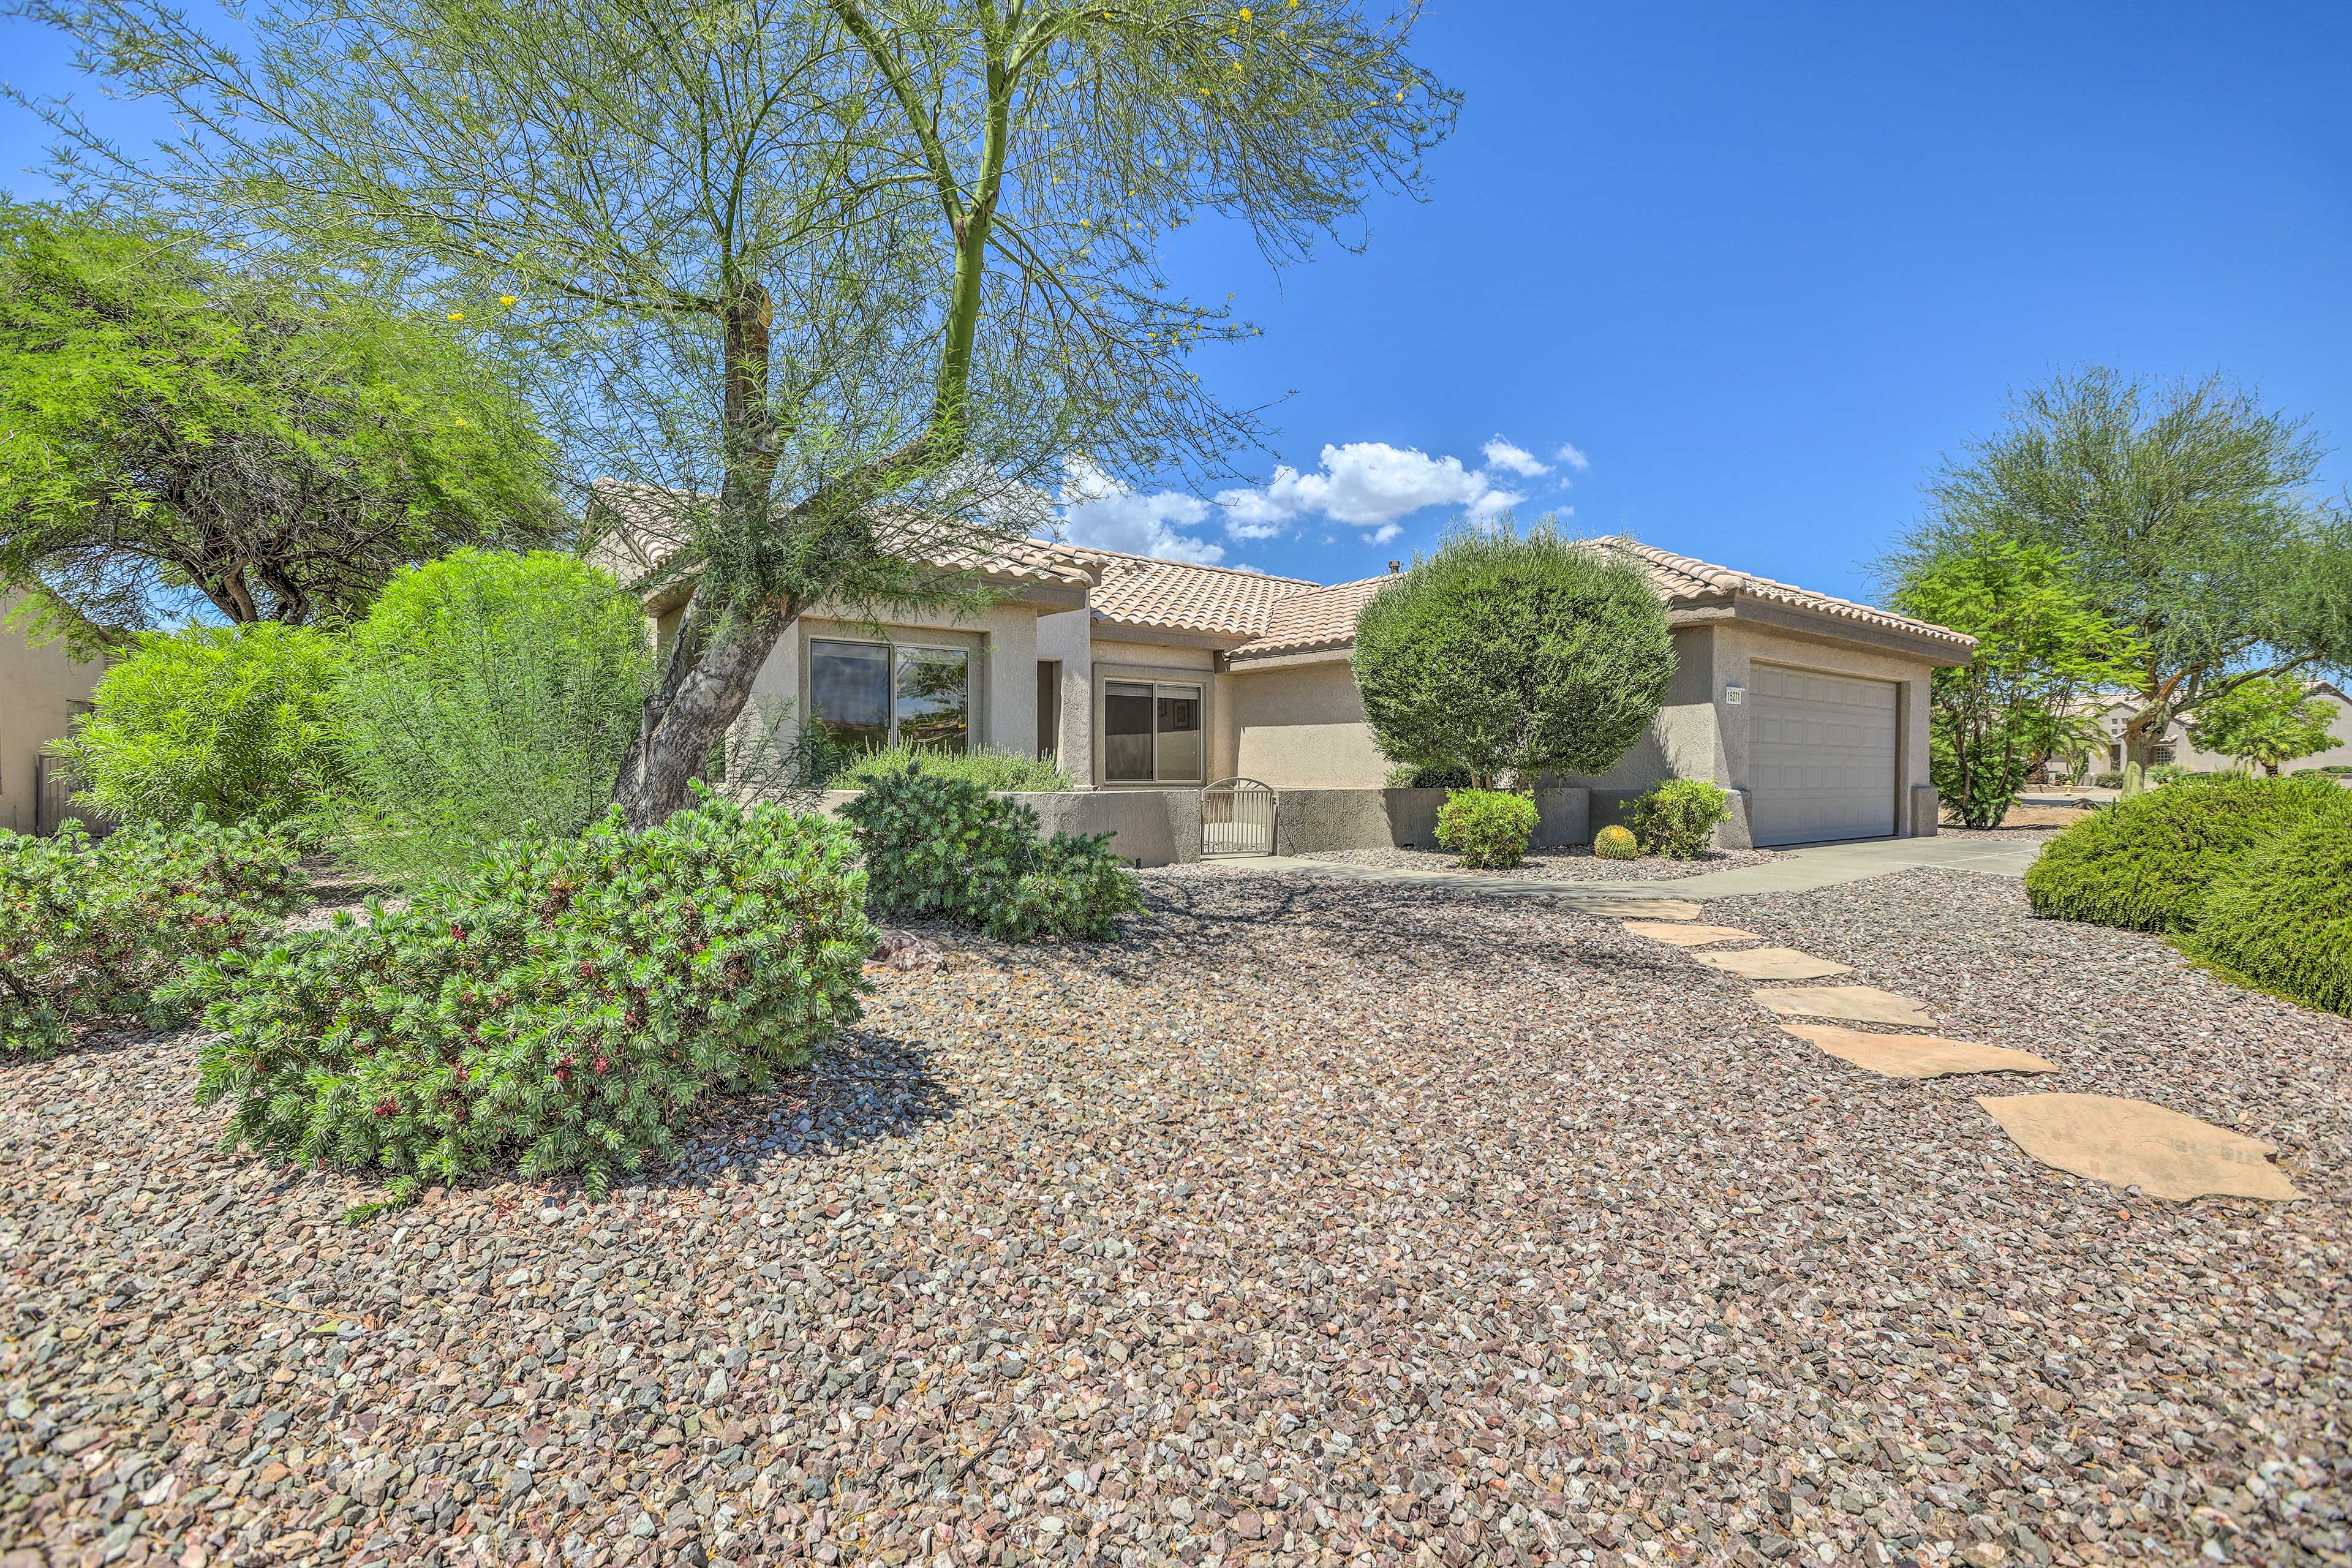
[1,863,2343,1567]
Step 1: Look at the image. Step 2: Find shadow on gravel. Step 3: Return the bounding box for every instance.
[1126,873,1688,986]
[667,1028,960,1187]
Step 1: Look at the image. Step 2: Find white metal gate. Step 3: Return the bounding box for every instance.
[1201,777,1276,857]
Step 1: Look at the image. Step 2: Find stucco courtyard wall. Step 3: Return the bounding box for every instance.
[0,596,105,835]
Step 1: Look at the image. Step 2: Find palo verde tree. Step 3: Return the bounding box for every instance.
[18,0,1458,823]
[1890,532,2139,827]
[1352,520,1675,788]
[0,203,559,653]
[1884,369,2352,771]
[2187,674,2341,778]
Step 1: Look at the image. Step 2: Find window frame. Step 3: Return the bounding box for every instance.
[1098,673,1208,787]
[804,631,979,754]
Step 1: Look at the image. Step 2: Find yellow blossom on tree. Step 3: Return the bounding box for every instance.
[447,311,464,321]
[499,295,518,305]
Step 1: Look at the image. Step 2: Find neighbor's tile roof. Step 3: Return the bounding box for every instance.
[1226,576,1396,658]
[588,478,1105,591]
[1596,538,1977,650]
[1077,547,1320,638]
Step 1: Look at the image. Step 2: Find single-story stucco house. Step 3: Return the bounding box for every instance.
[0,593,105,837]
[589,480,1976,857]
[2048,684,2352,780]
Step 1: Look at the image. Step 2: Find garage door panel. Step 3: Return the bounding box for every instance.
[1750,664,1897,846]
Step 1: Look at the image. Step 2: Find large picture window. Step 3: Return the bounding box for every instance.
[809,638,970,754]
[1104,680,1204,783]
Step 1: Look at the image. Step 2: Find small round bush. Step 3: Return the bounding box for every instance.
[2190,795,2352,1018]
[58,622,344,826]
[2023,775,2345,934]
[188,793,870,1206]
[1593,824,1639,861]
[1625,778,1730,859]
[840,764,1142,941]
[1435,788,1538,870]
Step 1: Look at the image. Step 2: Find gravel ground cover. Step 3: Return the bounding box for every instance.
[4,866,2348,1568]
[1294,846,1786,882]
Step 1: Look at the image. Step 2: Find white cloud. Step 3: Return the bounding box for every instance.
[1362,522,1403,545]
[1481,437,1551,478]
[1214,440,1528,535]
[1554,441,1591,471]
[1048,458,1224,564]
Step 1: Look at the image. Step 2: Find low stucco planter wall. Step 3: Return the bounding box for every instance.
[1270,788,1592,857]
[815,788,1205,866]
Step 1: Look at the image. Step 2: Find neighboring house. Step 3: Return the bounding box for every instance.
[2060,683,2352,778]
[0,593,107,835]
[589,481,1975,848]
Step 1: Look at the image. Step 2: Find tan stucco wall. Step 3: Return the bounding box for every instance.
[1229,659,1392,790]
[0,597,105,835]
[1035,609,1094,786]
[737,600,1043,764]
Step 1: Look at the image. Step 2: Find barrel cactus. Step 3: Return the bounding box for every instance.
[1593,824,1640,860]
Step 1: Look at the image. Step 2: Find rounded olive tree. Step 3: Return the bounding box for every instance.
[1352,521,1675,788]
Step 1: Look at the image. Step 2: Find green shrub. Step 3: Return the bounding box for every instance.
[1434,788,1538,870]
[1625,778,1731,859]
[0,818,305,1057]
[1387,763,1472,790]
[1353,521,1674,787]
[2092,771,2125,789]
[839,764,1142,941]
[56,622,344,826]
[330,549,652,885]
[832,742,1072,793]
[1592,824,1639,861]
[187,793,870,1207]
[2023,775,2345,934]
[2190,794,2352,1017]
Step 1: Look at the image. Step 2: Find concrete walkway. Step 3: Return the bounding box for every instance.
[1215,833,2044,903]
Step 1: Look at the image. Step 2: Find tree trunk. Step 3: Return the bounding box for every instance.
[612,591,796,828]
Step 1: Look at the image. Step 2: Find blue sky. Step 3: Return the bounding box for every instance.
[7,1,2350,603]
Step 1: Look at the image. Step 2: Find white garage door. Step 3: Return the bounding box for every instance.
[1750,665,1897,846]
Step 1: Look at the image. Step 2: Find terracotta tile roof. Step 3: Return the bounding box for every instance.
[1226,576,1395,659]
[587,478,1105,592]
[1596,538,1975,650]
[1074,546,1319,638]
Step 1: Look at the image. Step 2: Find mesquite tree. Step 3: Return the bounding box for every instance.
[1885,369,2352,771]
[20,0,1457,822]
[0,203,558,652]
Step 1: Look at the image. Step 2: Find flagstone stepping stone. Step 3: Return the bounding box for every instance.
[1975,1093,2302,1202]
[1621,921,1760,947]
[1782,1024,2059,1079]
[1559,894,1703,921]
[1751,985,1935,1027]
[1694,946,1854,980]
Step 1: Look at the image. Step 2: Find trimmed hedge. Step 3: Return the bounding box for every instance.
[1,818,305,1057]
[2190,795,2352,1019]
[187,794,871,1206]
[2023,775,2345,935]
[1436,788,1537,870]
[840,764,1142,941]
